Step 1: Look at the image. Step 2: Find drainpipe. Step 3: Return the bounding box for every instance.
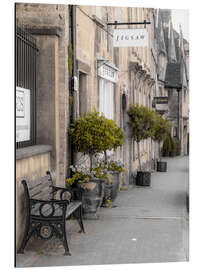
[72,5,78,121]
[177,88,180,140]
[70,5,77,168]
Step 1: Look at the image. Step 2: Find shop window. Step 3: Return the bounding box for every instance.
[16,26,37,149]
[99,78,114,119]
[98,60,119,120]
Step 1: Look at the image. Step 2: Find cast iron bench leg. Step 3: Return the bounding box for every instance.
[79,205,85,233]
[62,222,71,256]
[18,222,35,254]
[72,206,85,233]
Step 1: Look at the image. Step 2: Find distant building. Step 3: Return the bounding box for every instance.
[154,9,189,155]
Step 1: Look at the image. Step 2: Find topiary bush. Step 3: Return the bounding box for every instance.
[127,104,155,170]
[151,111,171,161]
[68,110,124,186]
[173,138,181,156]
[162,133,173,156]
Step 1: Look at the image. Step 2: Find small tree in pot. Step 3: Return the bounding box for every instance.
[152,112,171,172]
[68,110,124,216]
[162,133,173,157]
[101,119,124,205]
[127,104,154,186]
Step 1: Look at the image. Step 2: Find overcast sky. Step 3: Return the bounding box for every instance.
[171,9,189,42]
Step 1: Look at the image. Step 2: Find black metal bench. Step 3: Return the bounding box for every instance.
[17,171,85,256]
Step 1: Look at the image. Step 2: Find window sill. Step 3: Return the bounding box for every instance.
[16,145,52,160]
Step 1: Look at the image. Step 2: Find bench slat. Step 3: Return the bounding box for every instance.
[31,185,53,199]
[27,175,51,190]
[31,202,63,217]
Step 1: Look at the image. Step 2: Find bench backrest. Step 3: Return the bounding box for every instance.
[22,171,55,201]
[21,171,66,217]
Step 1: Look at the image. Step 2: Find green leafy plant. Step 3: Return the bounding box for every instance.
[66,164,109,187]
[102,121,124,161]
[69,110,124,168]
[94,157,126,173]
[172,138,181,156]
[68,110,125,187]
[127,104,155,170]
[162,133,173,156]
[152,112,171,161]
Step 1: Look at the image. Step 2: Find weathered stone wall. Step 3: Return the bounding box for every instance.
[16,3,69,186]
[16,3,69,249]
[76,6,156,184]
[16,146,51,250]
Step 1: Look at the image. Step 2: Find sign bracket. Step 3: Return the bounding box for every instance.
[107,20,151,28]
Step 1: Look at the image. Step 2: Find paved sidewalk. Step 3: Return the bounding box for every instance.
[16,156,189,267]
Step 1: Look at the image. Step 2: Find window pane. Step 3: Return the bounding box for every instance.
[99,78,114,119]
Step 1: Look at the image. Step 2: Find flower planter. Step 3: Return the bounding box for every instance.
[136,171,151,186]
[109,172,121,201]
[102,172,121,206]
[79,178,105,215]
[157,161,167,172]
[162,151,170,157]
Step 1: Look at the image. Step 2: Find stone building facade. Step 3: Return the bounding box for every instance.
[15,4,189,249]
[155,9,189,155]
[15,3,70,249]
[74,6,157,183]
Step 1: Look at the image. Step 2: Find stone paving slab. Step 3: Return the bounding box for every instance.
[16,156,189,267]
[16,217,188,267]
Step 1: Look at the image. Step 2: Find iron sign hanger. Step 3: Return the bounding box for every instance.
[107,20,151,28]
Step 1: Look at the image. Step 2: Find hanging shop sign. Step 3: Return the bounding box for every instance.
[16,87,30,142]
[113,28,148,47]
[154,96,168,113]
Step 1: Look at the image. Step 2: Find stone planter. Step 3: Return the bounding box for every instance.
[136,171,151,186]
[102,172,121,206]
[162,151,170,157]
[78,178,105,216]
[109,172,121,201]
[157,161,167,172]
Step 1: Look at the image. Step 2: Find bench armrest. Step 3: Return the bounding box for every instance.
[31,198,70,204]
[52,186,83,201]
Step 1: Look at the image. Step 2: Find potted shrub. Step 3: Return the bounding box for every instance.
[66,163,108,215]
[172,138,181,156]
[100,119,125,205]
[162,133,173,157]
[127,104,154,186]
[152,112,171,172]
[68,110,124,216]
[94,157,126,206]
